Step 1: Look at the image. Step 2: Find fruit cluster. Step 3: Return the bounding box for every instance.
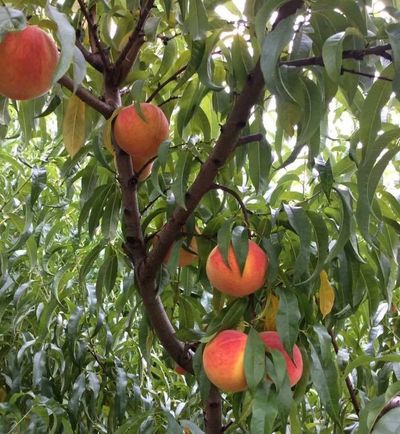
[203,242,303,393]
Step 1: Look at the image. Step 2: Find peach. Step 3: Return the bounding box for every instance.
[113,103,169,159]
[206,240,268,297]
[259,331,303,386]
[202,330,248,392]
[153,228,198,267]
[0,25,58,100]
[131,156,154,181]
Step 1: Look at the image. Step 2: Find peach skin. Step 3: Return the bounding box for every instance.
[206,240,268,297]
[203,330,248,392]
[259,331,303,386]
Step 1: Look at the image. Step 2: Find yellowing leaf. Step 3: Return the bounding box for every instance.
[319,270,335,319]
[62,94,86,157]
[263,293,279,331]
[102,107,123,154]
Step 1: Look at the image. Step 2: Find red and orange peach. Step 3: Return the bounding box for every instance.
[0,25,58,100]
[202,330,248,393]
[206,240,268,297]
[259,331,303,386]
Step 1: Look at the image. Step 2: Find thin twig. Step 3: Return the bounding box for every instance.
[341,67,392,82]
[211,183,250,228]
[328,328,361,416]
[146,65,187,102]
[280,43,392,68]
[237,133,264,146]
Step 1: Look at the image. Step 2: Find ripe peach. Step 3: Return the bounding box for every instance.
[153,228,198,267]
[131,156,154,181]
[206,240,268,297]
[0,25,58,100]
[259,331,303,386]
[202,330,248,392]
[113,103,169,159]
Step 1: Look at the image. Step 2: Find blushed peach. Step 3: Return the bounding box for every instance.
[259,331,303,386]
[202,330,248,392]
[113,103,169,159]
[0,25,59,100]
[206,240,268,297]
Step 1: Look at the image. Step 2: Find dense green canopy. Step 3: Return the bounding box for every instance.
[0,1,399,433]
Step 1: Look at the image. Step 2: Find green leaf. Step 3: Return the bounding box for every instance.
[30,167,47,207]
[251,382,278,434]
[0,7,26,41]
[115,365,128,422]
[71,46,87,92]
[187,0,208,41]
[68,372,86,425]
[275,287,300,355]
[283,204,312,281]
[326,187,352,261]
[297,76,322,145]
[231,34,254,91]
[231,226,249,275]
[359,64,393,150]
[170,152,192,209]
[372,407,400,433]
[244,328,266,391]
[322,28,364,82]
[255,0,291,44]
[300,211,329,284]
[386,23,400,98]
[356,147,399,244]
[358,382,400,433]
[308,326,341,425]
[248,138,271,194]
[79,242,105,287]
[46,4,75,82]
[261,15,297,100]
[314,157,334,200]
[217,219,234,267]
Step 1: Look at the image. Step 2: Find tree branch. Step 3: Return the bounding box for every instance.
[77,0,111,71]
[210,183,250,227]
[75,34,104,72]
[136,4,305,391]
[146,65,187,102]
[113,0,155,87]
[204,385,222,434]
[280,43,392,68]
[328,327,360,416]
[58,75,114,118]
[237,133,264,146]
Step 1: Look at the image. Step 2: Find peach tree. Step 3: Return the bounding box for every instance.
[0,0,400,433]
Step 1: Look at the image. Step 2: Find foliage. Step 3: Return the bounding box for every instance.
[0,0,399,433]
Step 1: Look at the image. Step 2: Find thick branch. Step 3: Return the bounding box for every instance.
[58,75,114,118]
[113,0,155,86]
[328,328,360,416]
[141,0,305,284]
[280,43,392,68]
[75,36,104,72]
[204,386,222,434]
